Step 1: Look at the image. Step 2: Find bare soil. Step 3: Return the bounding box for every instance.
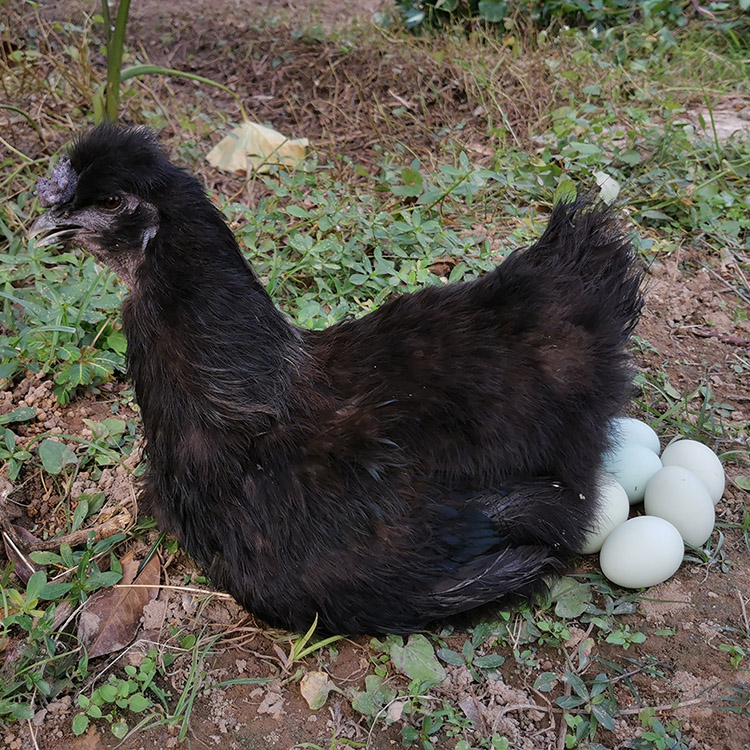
[2,1,749,750]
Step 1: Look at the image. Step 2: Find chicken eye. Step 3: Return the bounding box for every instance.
[102,195,122,210]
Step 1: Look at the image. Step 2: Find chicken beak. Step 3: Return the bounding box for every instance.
[29,211,82,248]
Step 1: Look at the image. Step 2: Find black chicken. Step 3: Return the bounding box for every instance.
[30,125,643,635]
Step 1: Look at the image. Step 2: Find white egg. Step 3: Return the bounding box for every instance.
[602,443,663,504]
[600,516,684,589]
[644,466,715,547]
[580,476,630,554]
[660,439,725,504]
[610,417,661,455]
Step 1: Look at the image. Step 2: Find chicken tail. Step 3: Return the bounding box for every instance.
[476,195,644,491]
[510,195,644,344]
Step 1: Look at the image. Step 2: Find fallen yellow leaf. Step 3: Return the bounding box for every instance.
[206,121,308,175]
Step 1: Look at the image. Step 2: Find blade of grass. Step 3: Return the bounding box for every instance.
[104,0,132,122]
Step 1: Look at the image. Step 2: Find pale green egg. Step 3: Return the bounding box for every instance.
[660,439,725,505]
[580,476,630,554]
[610,416,660,455]
[603,443,662,504]
[644,465,715,547]
[600,516,684,588]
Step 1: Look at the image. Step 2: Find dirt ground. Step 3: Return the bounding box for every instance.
[2,1,749,749]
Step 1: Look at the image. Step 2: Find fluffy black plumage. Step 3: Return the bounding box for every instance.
[31,125,643,635]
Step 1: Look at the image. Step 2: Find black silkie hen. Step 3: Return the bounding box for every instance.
[31,126,643,635]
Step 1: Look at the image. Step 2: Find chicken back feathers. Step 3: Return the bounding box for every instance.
[33,126,643,634]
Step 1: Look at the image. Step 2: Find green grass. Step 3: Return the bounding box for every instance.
[1,6,749,748]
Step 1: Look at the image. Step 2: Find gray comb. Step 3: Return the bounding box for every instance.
[37,158,77,207]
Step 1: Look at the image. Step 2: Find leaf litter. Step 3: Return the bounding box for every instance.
[77,550,160,659]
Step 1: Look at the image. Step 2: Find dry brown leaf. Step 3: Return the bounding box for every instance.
[0,637,21,677]
[388,700,406,722]
[52,601,74,632]
[3,525,43,584]
[300,670,335,710]
[459,695,483,726]
[78,550,160,659]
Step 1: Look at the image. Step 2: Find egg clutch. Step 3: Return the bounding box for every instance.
[582,418,725,589]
